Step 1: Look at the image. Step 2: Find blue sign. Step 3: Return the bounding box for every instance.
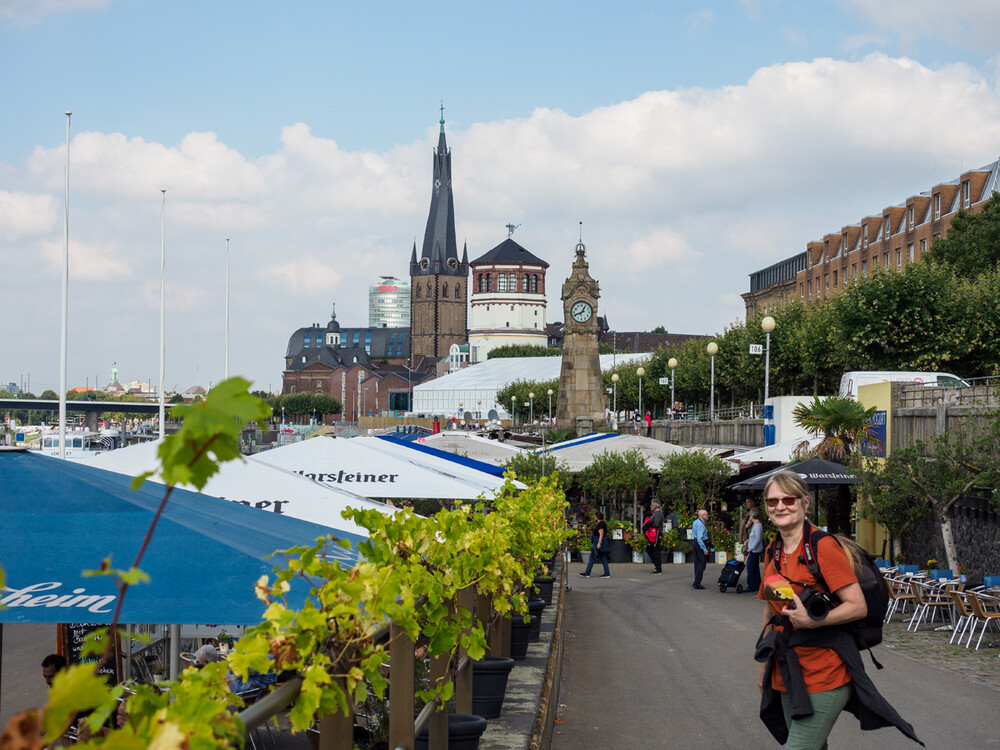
[862,410,886,457]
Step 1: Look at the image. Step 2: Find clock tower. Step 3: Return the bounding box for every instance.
[555,239,605,433]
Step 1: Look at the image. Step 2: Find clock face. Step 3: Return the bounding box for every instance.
[447,257,458,270]
[571,301,593,323]
[420,258,429,270]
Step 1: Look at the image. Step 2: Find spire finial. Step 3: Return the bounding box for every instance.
[505,223,520,237]
[440,100,445,132]
[575,221,586,259]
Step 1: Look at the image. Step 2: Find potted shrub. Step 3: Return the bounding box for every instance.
[627,533,647,563]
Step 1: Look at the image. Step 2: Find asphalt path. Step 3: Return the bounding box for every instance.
[553,561,999,749]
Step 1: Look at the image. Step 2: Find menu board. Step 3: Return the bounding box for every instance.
[60,623,121,685]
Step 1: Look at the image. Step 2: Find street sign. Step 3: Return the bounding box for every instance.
[749,344,763,355]
[658,377,669,385]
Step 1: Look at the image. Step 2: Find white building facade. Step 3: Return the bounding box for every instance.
[468,238,548,363]
[368,276,411,328]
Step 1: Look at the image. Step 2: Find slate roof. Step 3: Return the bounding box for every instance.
[470,238,549,268]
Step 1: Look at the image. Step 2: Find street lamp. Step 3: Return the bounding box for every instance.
[762,316,775,405]
[511,396,515,427]
[636,367,645,417]
[547,389,553,423]
[611,373,619,429]
[477,399,481,418]
[668,358,678,415]
[762,316,776,444]
[529,392,535,425]
[706,342,718,420]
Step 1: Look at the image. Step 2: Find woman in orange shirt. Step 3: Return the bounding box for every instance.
[756,471,866,749]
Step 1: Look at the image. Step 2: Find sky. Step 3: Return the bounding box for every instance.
[3,0,1000,395]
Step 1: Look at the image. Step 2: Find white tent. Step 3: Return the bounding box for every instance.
[411,353,651,418]
[251,435,514,500]
[726,437,821,469]
[408,432,526,467]
[540,433,689,473]
[81,440,391,538]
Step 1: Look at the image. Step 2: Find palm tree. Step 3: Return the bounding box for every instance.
[792,395,878,462]
[792,395,879,535]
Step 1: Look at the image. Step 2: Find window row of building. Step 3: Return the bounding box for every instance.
[744,159,1000,316]
[476,272,542,294]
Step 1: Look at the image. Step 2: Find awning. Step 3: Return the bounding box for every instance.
[0,450,357,624]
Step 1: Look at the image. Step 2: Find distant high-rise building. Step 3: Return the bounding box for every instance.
[368,276,411,328]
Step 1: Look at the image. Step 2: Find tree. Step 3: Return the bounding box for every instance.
[39,389,58,400]
[658,451,731,515]
[856,415,1000,571]
[500,452,572,492]
[495,379,558,421]
[927,192,1000,278]
[792,394,879,534]
[488,344,561,359]
[651,325,667,334]
[577,448,652,522]
[792,395,877,463]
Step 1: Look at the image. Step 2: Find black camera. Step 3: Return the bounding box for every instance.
[798,587,836,620]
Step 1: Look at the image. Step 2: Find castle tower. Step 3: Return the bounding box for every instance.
[468,234,548,363]
[409,108,469,366]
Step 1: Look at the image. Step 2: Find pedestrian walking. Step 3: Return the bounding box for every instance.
[643,500,664,574]
[691,508,710,589]
[579,511,611,578]
[644,411,652,437]
[745,507,763,593]
[632,411,641,435]
[755,470,922,748]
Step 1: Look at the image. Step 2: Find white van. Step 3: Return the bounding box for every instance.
[839,371,969,399]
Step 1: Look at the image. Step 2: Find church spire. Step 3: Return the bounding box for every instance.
[415,105,462,277]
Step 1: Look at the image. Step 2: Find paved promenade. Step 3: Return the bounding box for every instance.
[553,560,999,749]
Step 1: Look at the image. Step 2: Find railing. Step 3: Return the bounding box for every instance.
[896,380,998,409]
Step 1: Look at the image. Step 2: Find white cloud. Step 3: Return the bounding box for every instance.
[262,257,342,293]
[690,9,713,31]
[837,0,1000,52]
[0,0,110,26]
[7,53,1000,390]
[0,190,59,239]
[40,237,132,280]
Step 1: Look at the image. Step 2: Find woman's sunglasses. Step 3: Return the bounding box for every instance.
[764,495,798,508]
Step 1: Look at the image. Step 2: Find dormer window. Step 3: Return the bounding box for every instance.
[863,225,868,246]
[842,233,849,253]
[934,194,941,219]
[907,205,914,229]
[884,216,890,237]
[963,180,971,208]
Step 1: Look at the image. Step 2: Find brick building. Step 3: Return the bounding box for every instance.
[409,112,469,366]
[744,158,1000,317]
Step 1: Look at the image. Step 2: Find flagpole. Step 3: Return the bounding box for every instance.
[159,189,166,439]
[59,112,71,460]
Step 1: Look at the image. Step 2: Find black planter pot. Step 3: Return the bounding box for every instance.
[608,538,631,564]
[532,575,555,605]
[510,614,538,660]
[471,656,515,719]
[527,598,546,641]
[415,713,488,750]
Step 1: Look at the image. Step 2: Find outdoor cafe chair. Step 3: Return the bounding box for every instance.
[908,581,953,631]
[885,577,915,623]
[965,592,1000,651]
[948,591,978,647]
